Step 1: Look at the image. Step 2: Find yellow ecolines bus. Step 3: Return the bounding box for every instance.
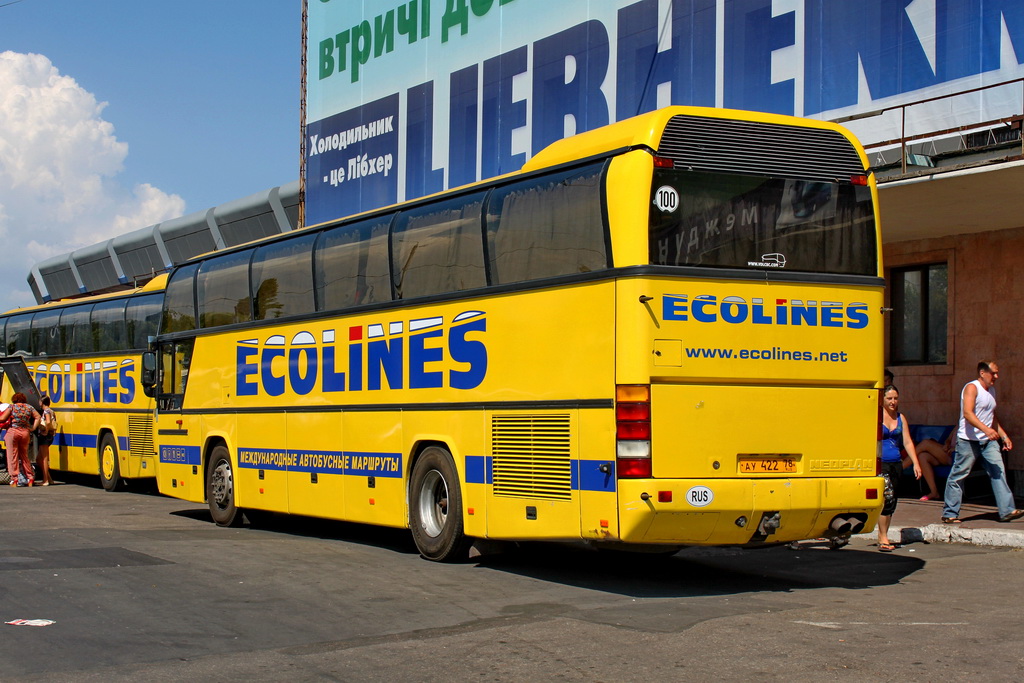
[0,276,164,489]
[141,106,884,560]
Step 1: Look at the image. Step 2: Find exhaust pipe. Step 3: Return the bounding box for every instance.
[828,514,868,537]
[830,515,853,535]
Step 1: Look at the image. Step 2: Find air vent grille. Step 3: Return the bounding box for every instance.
[129,415,154,459]
[491,414,572,501]
[657,115,866,182]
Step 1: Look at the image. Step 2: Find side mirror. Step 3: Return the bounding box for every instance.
[141,351,157,398]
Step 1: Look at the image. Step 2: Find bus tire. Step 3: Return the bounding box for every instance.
[207,445,242,527]
[98,433,121,492]
[409,446,469,562]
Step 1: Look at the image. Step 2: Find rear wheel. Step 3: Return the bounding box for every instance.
[207,445,242,527]
[409,446,469,562]
[98,433,121,491]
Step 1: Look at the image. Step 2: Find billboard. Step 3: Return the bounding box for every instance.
[303,0,1024,227]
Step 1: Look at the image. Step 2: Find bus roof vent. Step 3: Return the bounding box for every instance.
[657,115,865,183]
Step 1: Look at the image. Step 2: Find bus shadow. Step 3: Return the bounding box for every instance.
[167,507,923,598]
[473,542,925,598]
[168,508,421,556]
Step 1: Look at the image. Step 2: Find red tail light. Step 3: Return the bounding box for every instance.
[616,385,651,479]
[850,174,869,186]
[653,156,675,168]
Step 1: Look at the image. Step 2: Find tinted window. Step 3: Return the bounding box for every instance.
[648,170,877,276]
[5,313,32,356]
[251,233,316,320]
[91,299,128,353]
[315,217,392,310]
[392,193,486,299]
[486,163,608,284]
[162,263,199,334]
[126,293,163,349]
[32,309,63,356]
[196,250,253,328]
[61,304,95,354]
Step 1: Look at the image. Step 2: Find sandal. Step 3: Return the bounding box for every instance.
[941,517,962,524]
[878,542,896,552]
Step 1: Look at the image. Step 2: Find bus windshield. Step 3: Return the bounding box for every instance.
[648,169,877,276]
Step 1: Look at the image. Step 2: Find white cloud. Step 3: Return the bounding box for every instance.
[0,50,185,310]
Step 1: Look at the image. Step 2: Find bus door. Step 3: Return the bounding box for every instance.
[153,339,205,503]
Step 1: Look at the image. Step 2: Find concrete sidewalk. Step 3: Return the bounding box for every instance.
[860,496,1024,548]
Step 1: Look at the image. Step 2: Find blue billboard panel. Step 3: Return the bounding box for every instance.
[304,0,1024,226]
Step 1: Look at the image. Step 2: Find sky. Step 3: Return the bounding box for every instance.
[0,0,301,312]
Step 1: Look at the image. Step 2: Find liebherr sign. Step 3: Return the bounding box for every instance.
[303,0,1024,226]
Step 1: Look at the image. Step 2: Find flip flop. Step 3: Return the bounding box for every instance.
[941,517,962,524]
[878,543,896,552]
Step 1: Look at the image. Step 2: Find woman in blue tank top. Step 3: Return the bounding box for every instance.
[878,385,922,551]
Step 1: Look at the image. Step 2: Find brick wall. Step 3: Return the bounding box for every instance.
[885,225,1024,495]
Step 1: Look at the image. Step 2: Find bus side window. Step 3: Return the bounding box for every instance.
[486,162,608,285]
[251,232,317,320]
[392,193,487,299]
[315,217,393,311]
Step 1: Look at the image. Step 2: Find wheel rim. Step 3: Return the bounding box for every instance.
[417,469,448,538]
[210,460,233,511]
[101,444,116,481]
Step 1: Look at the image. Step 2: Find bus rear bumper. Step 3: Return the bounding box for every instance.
[616,477,884,546]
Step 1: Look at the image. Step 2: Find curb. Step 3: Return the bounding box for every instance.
[861,525,1024,549]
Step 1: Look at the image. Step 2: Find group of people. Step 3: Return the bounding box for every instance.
[877,360,1024,551]
[1,394,55,488]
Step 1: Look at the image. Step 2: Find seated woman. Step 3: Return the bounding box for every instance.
[902,430,953,501]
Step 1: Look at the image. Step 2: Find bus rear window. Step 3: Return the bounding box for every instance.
[648,170,876,276]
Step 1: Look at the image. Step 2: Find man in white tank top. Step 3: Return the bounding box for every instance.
[942,360,1024,523]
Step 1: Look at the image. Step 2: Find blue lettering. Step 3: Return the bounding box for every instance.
[321,345,347,392]
[368,337,404,390]
[102,367,118,403]
[846,303,869,329]
[691,295,717,323]
[724,0,795,115]
[49,372,63,403]
[805,0,936,115]
[348,342,363,391]
[237,346,259,396]
[289,346,318,396]
[790,302,818,326]
[448,64,478,188]
[820,305,843,328]
[616,0,716,120]
[532,20,610,155]
[720,297,748,323]
[481,46,528,179]
[119,364,136,404]
[409,328,444,389]
[85,371,101,402]
[449,318,487,390]
[405,81,445,198]
[262,347,286,397]
[751,300,772,324]
[663,295,688,321]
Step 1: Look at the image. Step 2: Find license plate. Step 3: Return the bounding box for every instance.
[738,457,797,474]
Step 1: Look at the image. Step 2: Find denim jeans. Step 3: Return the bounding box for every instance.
[942,438,1016,519]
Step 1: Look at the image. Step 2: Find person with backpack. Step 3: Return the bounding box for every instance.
[35,396,56,486]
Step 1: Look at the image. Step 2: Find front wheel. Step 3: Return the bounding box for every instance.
[98,433,121,491]
[409,446,469,562]
[207,445,242,527]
